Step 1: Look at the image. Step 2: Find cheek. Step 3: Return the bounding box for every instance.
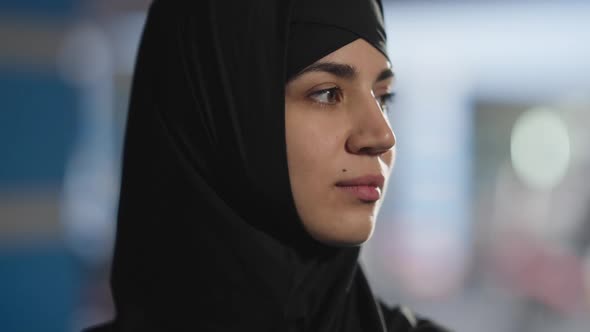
[285,110,375,245]
[285,107,345,217]
[286,115,341,194]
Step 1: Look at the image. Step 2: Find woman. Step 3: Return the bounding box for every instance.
[86,0,449,331]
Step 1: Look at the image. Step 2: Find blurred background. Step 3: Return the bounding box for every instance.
[1,0,589,331]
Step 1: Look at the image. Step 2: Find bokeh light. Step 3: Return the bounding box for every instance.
[510,107,571,191]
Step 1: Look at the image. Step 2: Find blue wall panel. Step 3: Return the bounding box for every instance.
[0,0,76,16]
[0,244,81,332]
[0,68,78,188]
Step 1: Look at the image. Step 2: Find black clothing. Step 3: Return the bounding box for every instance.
[85,0,449,331]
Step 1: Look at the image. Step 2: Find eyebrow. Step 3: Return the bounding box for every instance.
[376,68,394,82]
[291,61,394,83]
[296,62,357,79]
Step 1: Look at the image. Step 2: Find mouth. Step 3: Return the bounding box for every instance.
[334,174,385,203]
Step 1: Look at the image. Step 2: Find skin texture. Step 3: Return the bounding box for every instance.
[285,38,396,246]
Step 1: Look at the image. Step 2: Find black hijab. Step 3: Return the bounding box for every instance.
[85,0,449,331]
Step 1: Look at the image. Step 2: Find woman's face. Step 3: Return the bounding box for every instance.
[285,38,396,246]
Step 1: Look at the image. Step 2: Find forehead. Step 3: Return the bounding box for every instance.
[304,39,390,80]
[287,39,393,86]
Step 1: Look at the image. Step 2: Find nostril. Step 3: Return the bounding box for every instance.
[358,146,388,156]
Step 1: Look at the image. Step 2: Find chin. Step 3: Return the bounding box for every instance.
[307,216,376,247]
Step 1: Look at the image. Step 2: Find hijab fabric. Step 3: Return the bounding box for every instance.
[84,0,449,331]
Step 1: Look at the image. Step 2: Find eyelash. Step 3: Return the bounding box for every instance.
[308,88,396,113]
[308,87,343,107]
[378,92,396,114]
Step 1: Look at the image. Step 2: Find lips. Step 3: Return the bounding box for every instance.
[335,174,385,189]
[335,174,385,202]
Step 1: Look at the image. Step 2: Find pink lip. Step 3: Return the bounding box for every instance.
[335,174,385,202]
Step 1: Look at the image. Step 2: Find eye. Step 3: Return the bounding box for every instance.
[377,92,396,113]
[309,87,343,105]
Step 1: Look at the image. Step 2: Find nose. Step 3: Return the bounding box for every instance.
[345,95,396,156]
